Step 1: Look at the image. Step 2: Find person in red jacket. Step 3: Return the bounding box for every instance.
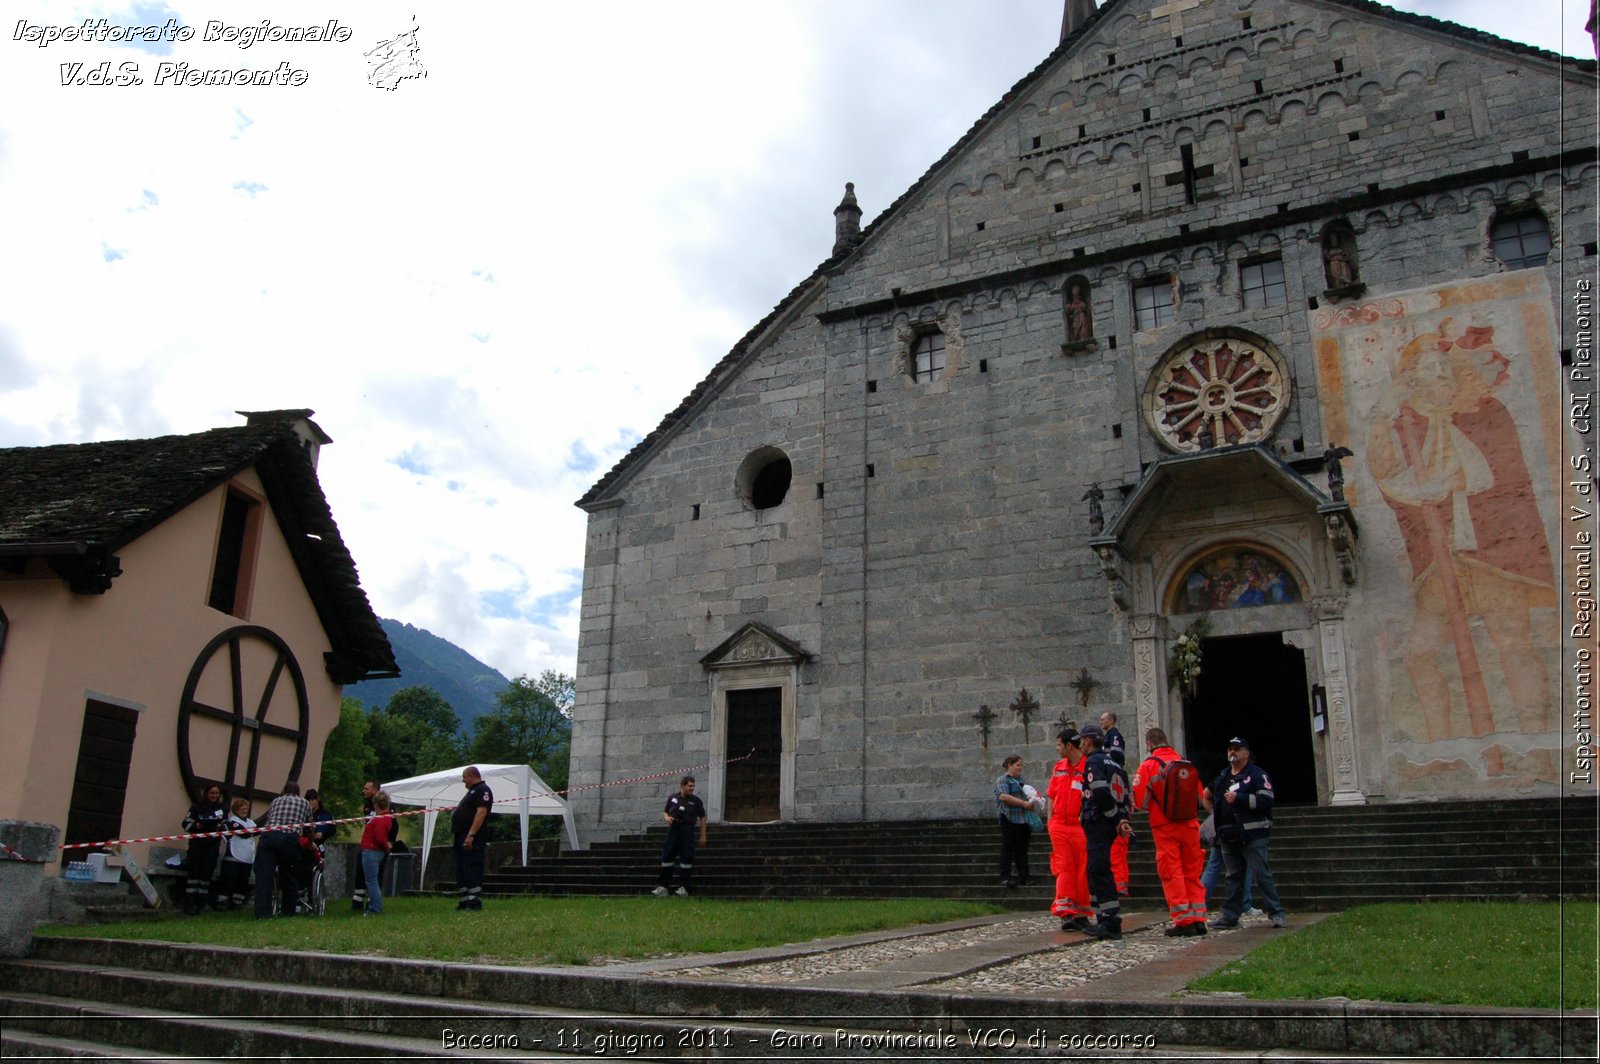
[1132,727,1208,937]
[358,792,395,916]
[1045,728,1092,931]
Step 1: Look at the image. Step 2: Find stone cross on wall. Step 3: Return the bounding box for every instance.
[973,703,998,750]
[1070,667,1102,709]
[1009,688,1040,744]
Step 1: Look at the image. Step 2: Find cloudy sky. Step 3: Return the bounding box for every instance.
[0,1,1585,682]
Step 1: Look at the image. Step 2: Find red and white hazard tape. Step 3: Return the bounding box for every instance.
[1,841,44,863]
[57,749,754,853]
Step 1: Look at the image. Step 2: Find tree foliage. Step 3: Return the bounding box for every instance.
[317,698,372,829]
[470,670,573,792]
[360,685,468,788]
[317,675,575,845]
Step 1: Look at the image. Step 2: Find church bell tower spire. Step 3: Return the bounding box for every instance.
[1061,0,1097,41]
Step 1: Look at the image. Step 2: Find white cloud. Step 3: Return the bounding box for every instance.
[0,0,1579,678]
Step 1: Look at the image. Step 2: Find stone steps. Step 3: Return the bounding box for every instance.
[438,797,1596,908]
[1,936,1588,1061]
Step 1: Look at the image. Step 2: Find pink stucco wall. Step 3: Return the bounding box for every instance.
[0,467,344,867]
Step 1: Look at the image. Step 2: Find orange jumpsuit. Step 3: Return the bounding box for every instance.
[1133,746,1207,928]
[1046,756,1090,920]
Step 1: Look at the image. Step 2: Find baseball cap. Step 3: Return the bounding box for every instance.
[1226,736,1249,749]
[1078,723,1105,741]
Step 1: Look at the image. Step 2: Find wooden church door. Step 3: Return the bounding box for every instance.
[724,687,781,821]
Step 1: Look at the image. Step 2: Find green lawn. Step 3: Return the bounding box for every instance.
[1190,901,1598,1009]
[35,896,1002,967]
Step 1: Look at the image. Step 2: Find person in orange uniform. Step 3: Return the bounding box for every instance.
[1132,726,1208,937]
[1046,728,1092,931]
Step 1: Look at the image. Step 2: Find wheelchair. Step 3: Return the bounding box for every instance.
[269,840,327,917]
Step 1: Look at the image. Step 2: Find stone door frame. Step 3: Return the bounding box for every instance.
[1130,534,1364,805]
[701,623,811,823]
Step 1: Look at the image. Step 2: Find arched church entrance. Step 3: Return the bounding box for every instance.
[1182,633,1317,804]
[1091,443,1367,807]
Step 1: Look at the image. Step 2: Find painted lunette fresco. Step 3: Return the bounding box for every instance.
[1313,271,1565,794]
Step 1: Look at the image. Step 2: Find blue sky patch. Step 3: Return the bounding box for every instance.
[392,446,430,475]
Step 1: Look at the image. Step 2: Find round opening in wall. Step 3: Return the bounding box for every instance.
[737,447,792,510]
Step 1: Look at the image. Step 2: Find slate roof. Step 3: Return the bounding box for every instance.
[0,410,399,684]
[575,0,1590,510]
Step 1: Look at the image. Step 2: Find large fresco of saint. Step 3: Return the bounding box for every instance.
[1311,271,1565,792]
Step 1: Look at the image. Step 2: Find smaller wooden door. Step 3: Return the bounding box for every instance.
[724,688,781,822]
[64,700,139,848]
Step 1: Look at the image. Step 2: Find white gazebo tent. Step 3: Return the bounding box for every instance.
[381,764,579,880]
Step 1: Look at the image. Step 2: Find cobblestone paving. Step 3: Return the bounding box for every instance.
[669,910,1278,990]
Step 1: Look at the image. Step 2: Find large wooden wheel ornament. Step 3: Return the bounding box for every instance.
[177,625,310,808]
[1144,335,1289,453]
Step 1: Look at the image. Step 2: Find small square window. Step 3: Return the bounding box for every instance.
[1492,212,1552,269]
[910,330,947,383]
[1133,278,1176,329]
[1240,258,1287,308]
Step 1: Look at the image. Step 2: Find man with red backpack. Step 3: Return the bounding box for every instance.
[1132,727,1208,937]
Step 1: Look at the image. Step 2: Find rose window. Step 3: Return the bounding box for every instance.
[1145,337,1289,453]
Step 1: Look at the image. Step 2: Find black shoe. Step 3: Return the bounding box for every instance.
[1163,924,1189,937]
[1001,878,1017,890]
[1060,917,1088,932]
[1081,923,1122,941]
[1191,922,1208,936]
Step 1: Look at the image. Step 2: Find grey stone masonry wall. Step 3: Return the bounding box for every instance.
[827,0,1592,307]
[0,821,59,957]
[569,0,1597,838]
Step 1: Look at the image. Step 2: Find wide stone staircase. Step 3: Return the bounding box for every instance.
[3,928,1590,1061]
[457,796,1597,909]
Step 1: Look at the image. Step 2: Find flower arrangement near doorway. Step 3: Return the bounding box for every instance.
[1168,617,1211,697]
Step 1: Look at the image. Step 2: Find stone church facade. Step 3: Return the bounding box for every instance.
[571,0,1596,839]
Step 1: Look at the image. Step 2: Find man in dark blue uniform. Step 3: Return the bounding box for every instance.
[452,766,493,911]
[653,776,708,896]
[1076,724,1133,941]
[1205,736,1287,929]
[1097,711,1127,767]
[1098,711,1131,894]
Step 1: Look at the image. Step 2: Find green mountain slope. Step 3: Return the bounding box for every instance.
[344,619,510,730]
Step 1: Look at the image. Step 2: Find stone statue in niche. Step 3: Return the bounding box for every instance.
[1061,276,1097,354]
[1066,283,1093,341]
[1324,242,1355,288]
[1321,223,1364,298]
